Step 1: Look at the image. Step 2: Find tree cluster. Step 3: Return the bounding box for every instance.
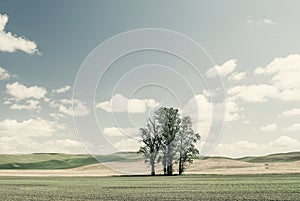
[138,107,200,176]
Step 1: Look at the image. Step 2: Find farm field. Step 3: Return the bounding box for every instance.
[0,152,300,176]
[0,174,299,201]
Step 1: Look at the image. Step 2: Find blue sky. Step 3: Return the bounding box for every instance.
[0,1,300,157]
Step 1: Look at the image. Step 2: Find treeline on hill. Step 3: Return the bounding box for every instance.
[137,107,200,176]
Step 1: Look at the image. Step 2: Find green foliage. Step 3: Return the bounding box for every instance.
[155,107,182,175]
[138,107,201,175]
[176,116,201,175]
[137,118,162,175]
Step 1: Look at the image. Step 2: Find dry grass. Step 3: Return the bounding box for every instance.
[1,158,299,177]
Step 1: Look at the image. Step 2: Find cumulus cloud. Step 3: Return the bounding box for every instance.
[49,113,66,120]
[10,99,40,110]
[229,71,247,82]
[0,118,64,137]
[227,84,279,102]
[260,123,278,132]
[96,94,160,113]
[103,127,139,137]
[6,82,47,100]
[0,117,85,154]
[283,123,300,131]
[206,59,237,77]
[247,16,276,25]
[49,99,90,117]
[211,136,300,158]
[0,13,39,54]
[182,95,216,142]
[255,54,300,101]
[182,93,242,139]
[182,94,213,122]
[280,108,300,117]
[224,99,244,122]
[52,85,71,94]
[114,138,140,152]
[0,66,10,80]
[270,136,299,147]
[0,136,85,154]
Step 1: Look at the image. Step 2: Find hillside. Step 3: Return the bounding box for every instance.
[0,151,299,170]
[236,151,300,163]
[0,152,142,169]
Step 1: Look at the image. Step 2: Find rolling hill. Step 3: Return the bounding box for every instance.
[0,151,299,170]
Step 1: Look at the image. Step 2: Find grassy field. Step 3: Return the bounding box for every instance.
[0,174,299,201]
[0,152,299,170]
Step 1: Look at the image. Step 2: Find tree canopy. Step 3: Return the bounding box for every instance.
[137,107,201,176]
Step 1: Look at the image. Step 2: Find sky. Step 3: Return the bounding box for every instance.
[0,0,300,157]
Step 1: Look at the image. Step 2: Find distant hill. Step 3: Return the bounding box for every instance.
[0,152,142,169]
[0,151,299,169]
[236,152,300,163]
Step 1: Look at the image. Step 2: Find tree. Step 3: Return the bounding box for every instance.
[137,118,161,175]
[138,107,201,176]
[155,107,181,175]
[176,116,201,175]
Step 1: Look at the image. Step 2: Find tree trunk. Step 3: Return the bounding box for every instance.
[150,157,155,176]
[178,157,183,175]
[151,164,155,176]
[163,157,167,175]
[166,145,173,175]
[167,163,173,175]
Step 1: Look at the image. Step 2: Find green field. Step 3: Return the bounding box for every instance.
[0,151,299,170]
[0,174,299,201]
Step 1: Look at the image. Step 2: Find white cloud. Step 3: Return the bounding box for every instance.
[182,94,213,122]
[0,66,10,80]
[270,136,299,147]
[52,85,71,94]
[247,16,276,25]
[182,94,242,141]
[260,123,278,132]
[281,108,300,117]
[229,71,247,82]
[6,82,47,100]
[49,99,90,117]
[96,94,159,113]
[103,127,139,137]
[0,13,39,54]
[0,136,85,154]
[255,54,300,101]
[224,99,244,122]
[114,138,140,152]
[182,94,215,141]
[0,117,85,154]
[0,118,64,137]
[10,99,40,110]
[206,59,237,77]
[211,136,300,158]
[227,84,279,102]
[255,54,300,89]
[279,88,300,101]
[284,123,300,131]
[49,113,66,119]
